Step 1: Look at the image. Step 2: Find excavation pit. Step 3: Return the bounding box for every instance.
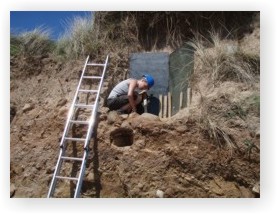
[110,128,134,147]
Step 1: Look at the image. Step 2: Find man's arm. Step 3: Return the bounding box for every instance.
[127,79,137,112]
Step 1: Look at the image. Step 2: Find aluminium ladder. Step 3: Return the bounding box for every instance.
[47,55,109,198]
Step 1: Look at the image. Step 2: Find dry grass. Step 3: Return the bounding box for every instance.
[197,94,239,155]
[194,81,259,155]
[96,12,257,51]
[12,27,54,57]
[188,30,259,87]
[206,118,236,154]
[180,28,259,154]
[55,13,97,59]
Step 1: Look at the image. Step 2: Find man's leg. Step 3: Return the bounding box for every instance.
[120,94,142,112]
[107,95,129,111]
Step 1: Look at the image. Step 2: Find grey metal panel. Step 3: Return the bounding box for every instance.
[129,52,169,115]
[169,44,194,115]
[129,52,169,97]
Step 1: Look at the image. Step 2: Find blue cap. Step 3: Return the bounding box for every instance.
[143,74,154,89]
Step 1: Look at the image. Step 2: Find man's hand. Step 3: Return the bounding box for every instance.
[140,91,148,100]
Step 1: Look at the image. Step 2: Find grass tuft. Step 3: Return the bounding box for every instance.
[19,27,55,57]
[55,13,96,59]
[188,30,259,87]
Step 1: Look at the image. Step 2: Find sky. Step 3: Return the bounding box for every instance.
[10,11,92,40]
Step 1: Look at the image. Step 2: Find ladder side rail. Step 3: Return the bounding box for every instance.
[47,148,64,197]
[73,150,89,198]
[84,55,109,149]
[59,55,90,148]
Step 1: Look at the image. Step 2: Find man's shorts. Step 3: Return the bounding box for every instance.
[107,94,137,111]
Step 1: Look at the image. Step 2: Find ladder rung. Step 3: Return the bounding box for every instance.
[75,104,95,108]
[78,89,98,93]
[87,63,105,66]
[83,76,102,79]
[65,137,86,142]
[61,156,83,161]
[70,120,89,125]
[55,176,79,181]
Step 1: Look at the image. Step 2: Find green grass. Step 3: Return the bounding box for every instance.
[11,27,55,57]
[19,27,55,56]
[224,104,247,120]
[55,13,96,59]
[246,94,260,114]
[10,44,20,56]
[10,35,22,56]
[243,139,259,160]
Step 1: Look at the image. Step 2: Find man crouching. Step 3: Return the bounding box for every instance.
[107,74,154,114]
